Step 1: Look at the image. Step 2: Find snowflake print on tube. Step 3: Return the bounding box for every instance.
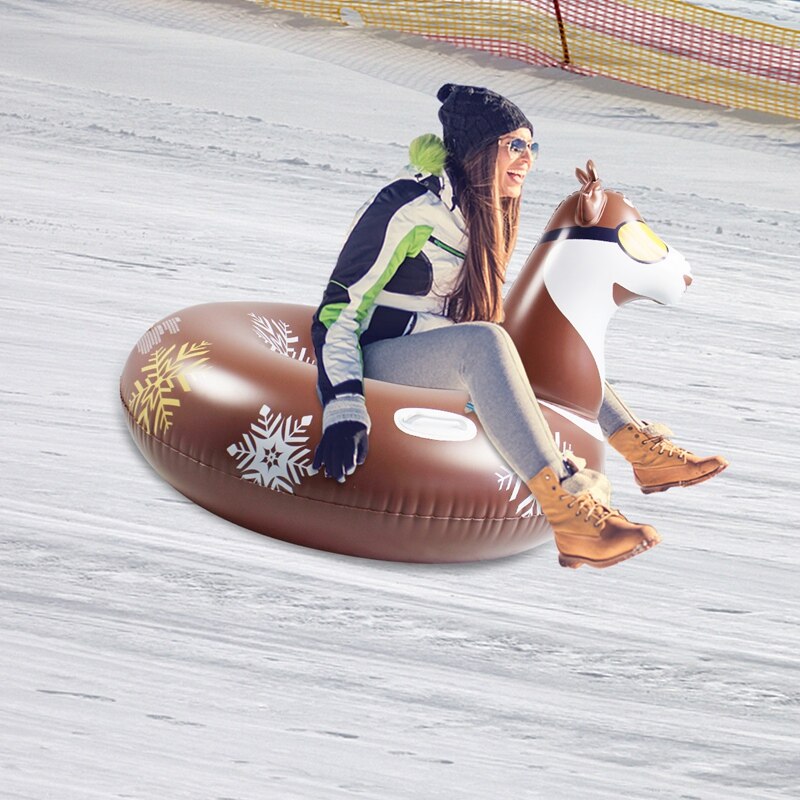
[121,301,597,563]
[227,404,314,494]
[249,314,315,365]
[127,341,210,435]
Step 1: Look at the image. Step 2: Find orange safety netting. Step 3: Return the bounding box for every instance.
[262,0,800,119]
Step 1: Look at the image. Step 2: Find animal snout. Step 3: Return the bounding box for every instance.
[683,274,693,287]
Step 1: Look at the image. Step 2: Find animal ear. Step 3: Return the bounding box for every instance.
[575,159,607,227]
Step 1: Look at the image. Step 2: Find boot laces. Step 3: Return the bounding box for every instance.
[563,492,615,528]
[643,434,688,461]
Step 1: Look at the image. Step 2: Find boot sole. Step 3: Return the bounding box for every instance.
[558,537,660,569]
[638,462,728,494]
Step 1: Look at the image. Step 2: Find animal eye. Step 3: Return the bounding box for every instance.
[617,221,668,263]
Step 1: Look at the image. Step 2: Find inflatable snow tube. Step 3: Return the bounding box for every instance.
[120,301,604,562]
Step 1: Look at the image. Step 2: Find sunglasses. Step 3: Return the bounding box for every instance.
[540,221,669,264]
[499,137,539,160]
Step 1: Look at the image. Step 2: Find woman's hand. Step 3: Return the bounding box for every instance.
[311,421,369,483]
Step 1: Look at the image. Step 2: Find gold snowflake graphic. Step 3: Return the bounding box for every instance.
[128,341,211,435]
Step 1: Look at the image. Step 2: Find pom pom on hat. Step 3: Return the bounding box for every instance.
[408,133,447,176]
[437,83,533,166]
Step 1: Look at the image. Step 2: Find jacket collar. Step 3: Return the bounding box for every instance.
[396,164,466,231]
[440,169,456,211]
[402,162,457,210]
[439,170,466,230]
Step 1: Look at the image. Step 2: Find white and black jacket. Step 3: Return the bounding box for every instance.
[311,160,467,433]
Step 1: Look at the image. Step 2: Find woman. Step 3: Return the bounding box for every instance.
[310,84,727,569]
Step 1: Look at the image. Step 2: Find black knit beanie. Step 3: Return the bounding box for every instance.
[437,83,533,166]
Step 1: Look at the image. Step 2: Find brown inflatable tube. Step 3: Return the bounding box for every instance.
[120,302,602,563]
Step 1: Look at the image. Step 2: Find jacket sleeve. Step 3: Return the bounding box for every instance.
[311,180,434,432]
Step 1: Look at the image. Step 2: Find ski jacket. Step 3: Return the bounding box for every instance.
[311,137,467,432]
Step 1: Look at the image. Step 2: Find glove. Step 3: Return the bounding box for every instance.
[311,420,369,483]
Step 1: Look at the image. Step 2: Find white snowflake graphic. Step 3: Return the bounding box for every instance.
[496,431,573,517]
[136,316,182,354]
[249,314,315,364]
[496,469,541,518]
[227,404,314,493]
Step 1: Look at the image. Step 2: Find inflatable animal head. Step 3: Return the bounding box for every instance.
[503,160,695,418]
[540,159,692,308]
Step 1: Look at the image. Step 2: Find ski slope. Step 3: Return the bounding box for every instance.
[1,1,798,798]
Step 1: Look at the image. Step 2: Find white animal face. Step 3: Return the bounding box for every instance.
[541,219,692,308]
[610,219,692,306]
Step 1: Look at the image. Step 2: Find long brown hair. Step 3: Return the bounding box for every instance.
[446,144,521,323]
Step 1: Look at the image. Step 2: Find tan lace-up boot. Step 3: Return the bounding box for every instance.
[527,465,661,569]
[608,422,729,494]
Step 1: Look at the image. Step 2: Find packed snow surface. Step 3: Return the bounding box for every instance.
[1,1,798,798]
[691,0,800,26]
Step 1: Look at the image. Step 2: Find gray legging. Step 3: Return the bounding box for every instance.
[362,322,642,482]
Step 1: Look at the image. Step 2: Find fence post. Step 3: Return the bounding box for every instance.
[552,0,571,65]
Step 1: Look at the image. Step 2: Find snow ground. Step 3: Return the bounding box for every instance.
[1,0,799,798]
[692,0,799,27]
